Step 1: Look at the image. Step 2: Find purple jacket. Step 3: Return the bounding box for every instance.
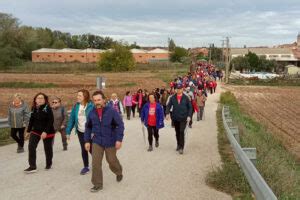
[123,95,132,107]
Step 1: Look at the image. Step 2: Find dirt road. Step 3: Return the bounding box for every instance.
[0,86,231,200]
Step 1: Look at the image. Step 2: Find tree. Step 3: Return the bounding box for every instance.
[35,28,54,48]
[245,51,260,71]
[98,44,135,72]
[259,57,276,72]
[52,40,67,49]
[0,13,23,68]
[168,38,176,52]
[170,47,188,63]
[210,47,223,62]
[18,26,39,60]
[196,52,208,61]
[129,42,140,49]
[230,56,250,72]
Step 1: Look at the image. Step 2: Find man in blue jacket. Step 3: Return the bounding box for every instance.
[166,84,192,155]
[84,91,124,192]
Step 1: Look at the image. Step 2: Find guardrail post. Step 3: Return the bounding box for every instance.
[243,148,257,165]
[229,126,240,144]
[225,117,234,127]
[222,106,277,200]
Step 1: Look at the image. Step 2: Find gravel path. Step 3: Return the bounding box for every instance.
[0,86,231,200]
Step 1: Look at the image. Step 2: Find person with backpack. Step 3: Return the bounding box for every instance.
[141,93,164,152]
[166,84,192,155]
[85,91,124,192]
[66,89,94,175]
[24,93,55,173]
[51,96,68,151]
[8,93,30,153]
[123,91,132,120]
[107,93,124,116]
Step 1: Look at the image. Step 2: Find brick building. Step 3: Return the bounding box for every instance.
[32,48,169,64]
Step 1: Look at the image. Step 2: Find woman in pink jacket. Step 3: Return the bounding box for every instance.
[123,91,133,120]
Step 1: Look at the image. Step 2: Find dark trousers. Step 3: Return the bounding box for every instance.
[132,105,136,117]
[11,128,25,147]
[125,106,131,119]
[189,111,194,126]
[28,133,53,168]
[77,131,92,168]
[53,128,68,147]
[174,120,187,149]
[92,144,122,187]
[163,105,167,117]
[210,87,213,94]
[147,126,159,146]
[197,106,204,120]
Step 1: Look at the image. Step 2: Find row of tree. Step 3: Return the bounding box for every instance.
[230,52,277,72]
[0,12,140,68]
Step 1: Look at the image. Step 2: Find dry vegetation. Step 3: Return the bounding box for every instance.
[0,72,166,117]
[223,85,300,159]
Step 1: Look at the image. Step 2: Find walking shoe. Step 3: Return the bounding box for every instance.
[90,186,103,193]
[116,174,123,182]
[80,167,90,175]
[179,149,184,155]
[17,146,24,153]
[45,165,52,170]
[24,167,37,174]
[155,140,159,148]
[147,145,153,152]
[63,145,68,151]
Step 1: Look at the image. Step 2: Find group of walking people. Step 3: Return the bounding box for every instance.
[7,62,219,192]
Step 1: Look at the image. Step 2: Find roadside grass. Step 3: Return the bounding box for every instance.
[0,82,57,88]
[0,128,14,146]
[206,104,253,200]
[108,82,137,88]
[0,61,187,74]
[207,91,300,199]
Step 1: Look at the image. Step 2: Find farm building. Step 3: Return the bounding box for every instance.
[285,65,300,75]
[32,48,170,64]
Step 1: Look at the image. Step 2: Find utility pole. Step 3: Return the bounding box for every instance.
[224,37,231,84]
[208,43,214,64]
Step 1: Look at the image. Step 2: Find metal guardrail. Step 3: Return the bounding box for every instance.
[0,118,9,129]
[0,111,71,129]
[222,106,277,200]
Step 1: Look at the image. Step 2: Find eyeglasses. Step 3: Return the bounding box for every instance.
[52,101,59,104]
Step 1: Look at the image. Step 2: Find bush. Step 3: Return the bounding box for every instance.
[98,44,135,72]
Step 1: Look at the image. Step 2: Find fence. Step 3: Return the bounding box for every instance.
[222,106,277,200]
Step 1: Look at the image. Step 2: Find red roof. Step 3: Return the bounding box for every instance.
[292,49,300,59]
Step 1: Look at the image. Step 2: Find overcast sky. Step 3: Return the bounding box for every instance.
[1,0,300,47]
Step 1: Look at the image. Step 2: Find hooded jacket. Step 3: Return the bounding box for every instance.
[8,100,30,128]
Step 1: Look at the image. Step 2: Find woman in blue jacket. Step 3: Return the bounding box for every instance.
[66,89,94,175]
[141,93,164,152]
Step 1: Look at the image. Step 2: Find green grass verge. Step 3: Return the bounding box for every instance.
[0,61,187,74]
[206,105,253,199]
[0,128,15,146]
[219,91,300,199]
[108,82,137,88]
[0,82,57,88]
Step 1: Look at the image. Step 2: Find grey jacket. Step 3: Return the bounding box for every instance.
[52,106,68,131]
[8,101,30,128]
